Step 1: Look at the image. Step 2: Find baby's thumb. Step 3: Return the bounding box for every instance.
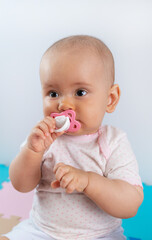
[51,180,60,189]
[51,131,65,141]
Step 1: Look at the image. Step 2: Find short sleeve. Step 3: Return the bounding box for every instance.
[102,126,143,188]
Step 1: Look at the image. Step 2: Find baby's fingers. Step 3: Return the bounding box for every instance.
[43,134,54,148]
[54,163,71,181]
[60,173,74,189]
[32,128,46,140]
[51,131,65,141]
[37,121,50,137]
[53,162,65,173]
[66,181,76,194]
[43,117,56,133]
[37,117,55,137]
[51,180,60,189]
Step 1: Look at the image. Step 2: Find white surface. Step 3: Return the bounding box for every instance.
[0,0,151,184]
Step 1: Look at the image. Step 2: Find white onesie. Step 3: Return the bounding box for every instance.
[30,125,142,239]
[4,125,142,240]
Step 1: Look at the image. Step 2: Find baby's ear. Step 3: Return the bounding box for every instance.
[106,84,121,113]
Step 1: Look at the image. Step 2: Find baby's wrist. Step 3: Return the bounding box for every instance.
[83,171,91,193]
[23,143,45,157]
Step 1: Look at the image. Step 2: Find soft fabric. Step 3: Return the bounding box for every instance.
[3,217,126,240]
[28,125,142,240]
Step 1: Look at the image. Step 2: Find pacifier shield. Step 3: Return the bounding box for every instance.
[51,110,81,133]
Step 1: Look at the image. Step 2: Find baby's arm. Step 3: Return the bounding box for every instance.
[84,172,143,219]
[52,163,143,219]
[9,117,64,193]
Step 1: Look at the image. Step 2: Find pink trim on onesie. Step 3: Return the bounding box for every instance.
[98,127,111,160]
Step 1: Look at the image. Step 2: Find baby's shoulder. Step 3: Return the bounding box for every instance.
[99,125,127,155]
[98,125,129,160]
[100,125,126,142]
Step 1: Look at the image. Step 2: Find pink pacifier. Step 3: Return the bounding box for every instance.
[51,110,81,133]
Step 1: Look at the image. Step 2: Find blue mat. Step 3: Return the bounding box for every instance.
[122,183,152,240]
[0,164,151,239]
[0,164,10,189]
[128,238,141,240]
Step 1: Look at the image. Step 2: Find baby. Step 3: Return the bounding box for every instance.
[1,35,143,240]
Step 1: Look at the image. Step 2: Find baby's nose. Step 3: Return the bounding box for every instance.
[58,98,75,112]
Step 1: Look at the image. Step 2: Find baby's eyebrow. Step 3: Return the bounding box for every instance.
[42,83,58,89]
[72,82,93,87]
[42,81,93,89]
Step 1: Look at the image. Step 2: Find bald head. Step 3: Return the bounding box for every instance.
[41,35,115,86]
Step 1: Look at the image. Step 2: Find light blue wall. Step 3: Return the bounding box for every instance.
[0,0,152,184]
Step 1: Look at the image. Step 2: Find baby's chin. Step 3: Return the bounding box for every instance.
[64,130,82,136]
[64,128,98,136]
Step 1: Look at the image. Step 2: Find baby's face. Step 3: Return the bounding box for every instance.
[40,48,112,135]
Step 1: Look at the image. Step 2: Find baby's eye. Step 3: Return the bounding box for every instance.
[76,89,87,97]
[49,91,59,98]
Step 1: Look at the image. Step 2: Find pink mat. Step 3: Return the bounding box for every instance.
[0,182,34,220]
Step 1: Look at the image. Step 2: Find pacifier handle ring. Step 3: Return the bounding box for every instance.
[54,116,70,133]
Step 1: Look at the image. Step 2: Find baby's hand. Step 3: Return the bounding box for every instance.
[51,163,89,193]
[27,117,64,153]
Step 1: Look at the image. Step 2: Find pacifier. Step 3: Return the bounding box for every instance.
[51,110,81,133]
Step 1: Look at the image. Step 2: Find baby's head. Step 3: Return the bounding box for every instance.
[40,35,120,135]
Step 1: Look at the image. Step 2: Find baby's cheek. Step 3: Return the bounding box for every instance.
[43,98,55,115]
[43,106,50,117]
